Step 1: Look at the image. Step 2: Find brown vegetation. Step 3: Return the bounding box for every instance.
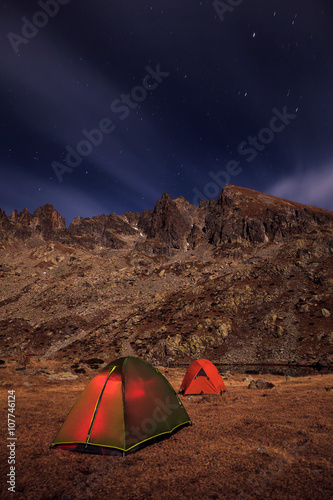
[0,368,332,499]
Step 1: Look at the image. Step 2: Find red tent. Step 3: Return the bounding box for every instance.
[180,359,226,395]
[51,357,191,455]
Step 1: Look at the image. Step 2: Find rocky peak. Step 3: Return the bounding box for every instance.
[205,184,333,245]
[30,204,66,235]
[0,209,11,234]
[0,208,8,221]
[1,205,66,242]
[70,216,84,226]
[9,207,33,227]
[11,209,18,220]
[138,192,194,251]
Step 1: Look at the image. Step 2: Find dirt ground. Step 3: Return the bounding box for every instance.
[0,368,332,500]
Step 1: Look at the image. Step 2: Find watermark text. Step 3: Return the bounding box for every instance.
[8,0,71,55]
[213,0,244,23]
[7,390,16,493]
[192,105,297,204]
[52,64,170,182]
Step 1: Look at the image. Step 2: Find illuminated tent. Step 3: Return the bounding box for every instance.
[51,357,191,455]
[180,359,227,395]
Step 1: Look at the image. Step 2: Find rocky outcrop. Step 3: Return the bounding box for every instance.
[68,213,137,249]
[30,204,66,238]
[0,209,11,233]
[0,204,66,241]
[205,185,333,246]
[138,193,191,251]
[137,193,206,254]
[248,379,275,389]
[10,207,33,227]
[1,185,332,253]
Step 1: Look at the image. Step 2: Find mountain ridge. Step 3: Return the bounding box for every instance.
[0,184,332,373]
[1,184,332,254]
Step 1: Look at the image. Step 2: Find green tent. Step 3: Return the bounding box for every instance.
[51,357,191,455]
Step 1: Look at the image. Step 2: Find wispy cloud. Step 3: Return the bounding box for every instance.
[266,163,333,211]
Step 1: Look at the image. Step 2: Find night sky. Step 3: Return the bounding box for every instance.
[1,0,333,226]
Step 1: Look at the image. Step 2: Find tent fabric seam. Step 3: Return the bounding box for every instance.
[85,365,116,445]
[121,357,128,450]
[51,419,192,452]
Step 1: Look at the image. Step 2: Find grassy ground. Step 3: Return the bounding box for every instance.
[0,368,332,499]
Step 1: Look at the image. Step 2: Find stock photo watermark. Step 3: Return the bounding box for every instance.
[51,64,170,183]
[7,0,71,55]
[7,390,16,493]
[192,105,297,204]
[125,395,184,447]
[213,0,244,23]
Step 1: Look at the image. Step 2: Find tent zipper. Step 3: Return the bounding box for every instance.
[85,365,116,446]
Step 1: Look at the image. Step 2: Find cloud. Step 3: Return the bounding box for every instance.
[1,24,123,145]
[0,156,164,226]
[267,163,333,211]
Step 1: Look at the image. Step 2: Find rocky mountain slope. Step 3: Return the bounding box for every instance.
[0,184,332,374]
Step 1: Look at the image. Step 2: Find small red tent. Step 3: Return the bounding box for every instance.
[180,359,226,395]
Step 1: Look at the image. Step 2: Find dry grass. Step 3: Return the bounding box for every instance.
[1,368,332,499]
